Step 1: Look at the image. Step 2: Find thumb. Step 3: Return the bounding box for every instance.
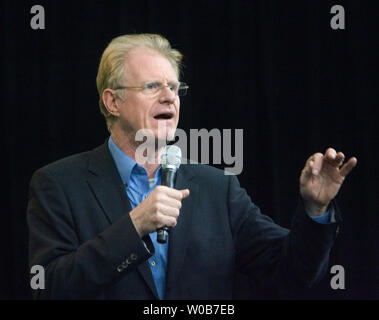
[180,189,190,199]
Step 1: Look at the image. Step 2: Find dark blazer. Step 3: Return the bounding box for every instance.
[27,141,340,299]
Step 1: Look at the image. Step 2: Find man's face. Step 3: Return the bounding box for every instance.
[116,47,180,145]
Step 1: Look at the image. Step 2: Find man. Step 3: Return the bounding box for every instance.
[27,34,357,299]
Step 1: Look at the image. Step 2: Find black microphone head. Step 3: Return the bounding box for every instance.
[161,145,182,170]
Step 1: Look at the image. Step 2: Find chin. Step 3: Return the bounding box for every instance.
[165,127,177,141]
[155,128,176,143]
[150,120,177,142]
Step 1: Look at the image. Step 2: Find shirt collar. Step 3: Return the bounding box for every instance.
[108,136,137,186]
[108,136,162,187]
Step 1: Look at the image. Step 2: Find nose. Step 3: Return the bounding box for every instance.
[159,85,177,105]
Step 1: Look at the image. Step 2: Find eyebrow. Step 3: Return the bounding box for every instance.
[144,79,179,84]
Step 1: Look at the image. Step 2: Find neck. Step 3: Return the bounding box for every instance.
[110,128,164,179]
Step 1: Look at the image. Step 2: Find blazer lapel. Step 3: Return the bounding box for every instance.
[87,142,131,224]
[165,165,198,298]
[86,141,159,299]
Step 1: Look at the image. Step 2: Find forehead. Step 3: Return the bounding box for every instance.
[124,47,178,83]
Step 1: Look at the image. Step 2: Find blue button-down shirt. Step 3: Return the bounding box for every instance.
[108,136,331,299]
[108,137,168,300]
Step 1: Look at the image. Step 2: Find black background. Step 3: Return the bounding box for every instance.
[1,0,378,299]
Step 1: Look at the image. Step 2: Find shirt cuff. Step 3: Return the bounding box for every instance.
[310,209,331,224]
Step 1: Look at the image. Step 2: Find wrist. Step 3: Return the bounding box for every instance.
[303,200,329,217]
[129,209,144,238]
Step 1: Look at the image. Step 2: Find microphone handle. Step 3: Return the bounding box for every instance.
[157,168,177,244]
[157,227,170,244]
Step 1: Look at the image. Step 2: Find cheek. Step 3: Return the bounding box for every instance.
[125,98,148,121]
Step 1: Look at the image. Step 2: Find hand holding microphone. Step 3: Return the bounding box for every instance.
[129,146,189,242]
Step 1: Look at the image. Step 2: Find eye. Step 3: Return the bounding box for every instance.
[145,82,161,90]
[168,83,179,91]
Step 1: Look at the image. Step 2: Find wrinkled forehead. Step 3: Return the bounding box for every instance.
[124,47,178,84]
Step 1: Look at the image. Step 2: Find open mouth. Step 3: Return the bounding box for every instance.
[153,113,174,120]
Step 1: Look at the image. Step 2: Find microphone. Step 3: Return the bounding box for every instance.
[157,145,182,244]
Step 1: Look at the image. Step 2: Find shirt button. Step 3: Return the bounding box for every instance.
[151,261,156,267]
[130,253,138,261]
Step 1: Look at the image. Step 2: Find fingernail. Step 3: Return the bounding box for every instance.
[312,169,319,175]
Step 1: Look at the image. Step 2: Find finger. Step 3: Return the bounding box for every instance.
[302,156,313,176]
[301,155,316,179]
[340,157,357,177]
[305,160,313,175]
[325,148,345,167]
[157,214,178,228]
[157,203,180,218]
[167,188,190,200]
[326,152,344,167]
[311,153,324,176]
[160,196,183,209]
[180,189,190,199]
[324,147,337,162]
[156,186,189,200]
[335,151,345,167]
[325,147,337,158]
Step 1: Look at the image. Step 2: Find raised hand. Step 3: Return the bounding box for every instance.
[300,147,357,216]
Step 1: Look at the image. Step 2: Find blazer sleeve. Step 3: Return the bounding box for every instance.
[228,174,340,297]
[27,168,154,299]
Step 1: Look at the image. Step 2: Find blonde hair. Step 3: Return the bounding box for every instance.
[96,33,183,132]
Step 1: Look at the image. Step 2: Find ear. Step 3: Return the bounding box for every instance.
[102,89,120,117]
